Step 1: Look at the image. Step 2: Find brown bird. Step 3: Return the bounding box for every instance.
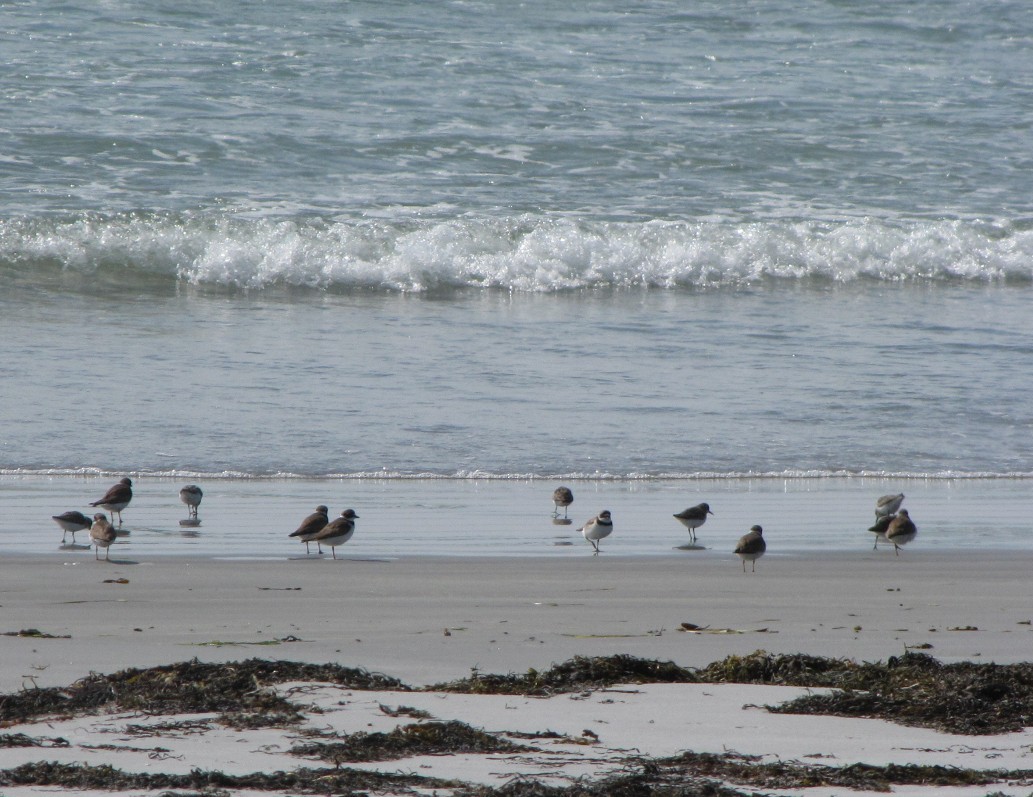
[52,510,93,544]
[885,509,917,555]
[734,525,766,572]
[311,509,359,560]
[552,486,574,518]
[90,513,117,561]
[673,502,713,543]
[89,477,133,526]
[179,484,203,518]
[289,505,330,555]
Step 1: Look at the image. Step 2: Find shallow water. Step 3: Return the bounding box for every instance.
[3,284,1032,479]
[2,2,1032,533]
[3,474,1027,560]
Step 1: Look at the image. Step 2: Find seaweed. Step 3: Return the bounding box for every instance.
[0,756,1028,796]
[768,651,1033,734]
[0,733,69,748]
[1,628,70,639]
[0,762,457,794]
[291,720,529,764]
[0,658,406,725]
[697,649,865,687]
[6,652,1033,736]
[3,649,1033,797]
[428,654,699,696]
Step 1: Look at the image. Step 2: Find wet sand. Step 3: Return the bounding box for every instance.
[2,550,1029,692]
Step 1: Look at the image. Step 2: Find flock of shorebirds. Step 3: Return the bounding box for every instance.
[50,478,204,560]
[553,487,917,571]
[51,478,360,561]
[50,479,916,567]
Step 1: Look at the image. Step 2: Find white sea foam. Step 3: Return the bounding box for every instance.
[2,214,1031,292]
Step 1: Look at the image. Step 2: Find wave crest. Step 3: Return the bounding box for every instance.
[2,212,1031,292]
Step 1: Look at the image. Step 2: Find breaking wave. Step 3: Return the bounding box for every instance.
[3,212,1032,293]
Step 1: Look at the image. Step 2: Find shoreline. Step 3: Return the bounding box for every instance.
[4,473,1032,559]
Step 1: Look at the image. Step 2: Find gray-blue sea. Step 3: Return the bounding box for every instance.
[2,1,1032,557]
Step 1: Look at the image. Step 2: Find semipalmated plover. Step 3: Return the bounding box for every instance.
[179,484,203,518]
[886,509,917,555]
[52,510,93,544]
[579,510,613,554]
[552,487,574,518]
[673,502,713,543]
[311,509,358,560]
[289,505,330,555]
[90,513,116,561]
[89,478,133,526]
[875,493,905,519]
[734,525,766,572]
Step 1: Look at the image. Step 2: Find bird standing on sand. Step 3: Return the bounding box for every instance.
[52,510,93,544]
[673,502,713,543]
[289,505,330,555]
[734,525,766,572]
[90,513,116,560]
[580,510,613,554]
[886,509,917,555]
[868,514,893,549]
[311,509,359,560]
[875,493,905,519]
[552,487,574,518]
[179,485,203,518]
[89,478,133,526]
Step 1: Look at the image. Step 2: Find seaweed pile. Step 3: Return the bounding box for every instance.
[6,652,1032,736]
[766,651,1033,735]
[291,720,528,765]
[0,757,1024,795]
[428,653,698,696]
[4,652,1033,794]
[0,658,405,727]
[431,650,1033,736]
[0,761,456,794]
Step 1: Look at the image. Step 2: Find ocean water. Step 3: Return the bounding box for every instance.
[2,1,1032,557]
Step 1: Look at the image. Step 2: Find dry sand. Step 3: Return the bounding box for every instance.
[2,550,1032,795]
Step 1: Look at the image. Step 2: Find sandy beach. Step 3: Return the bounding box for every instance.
[2,551,1033,795]
[3,551,1032,691]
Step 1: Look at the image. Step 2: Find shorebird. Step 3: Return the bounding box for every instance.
[311,509,359,560]
[552,486,574,518]
[89,477,133,526]
[875,493,905,519]
[868,514,893,549]
[579,510,613,554]
[90,513,116,561]
[179,484,203,518]
[885,509,917,555]
[734,525,766,572]
[673,502,713,543]
[289,505,330,555]
[51,510,93,544]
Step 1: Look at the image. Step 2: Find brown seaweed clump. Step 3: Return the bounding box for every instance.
[0,756,1026,797]
[0,762,455,794]
[0,658,405,726]
[428,654,698,696]
[767,651,1033,735]
[698,649,865,687]
[291,720,529,765]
